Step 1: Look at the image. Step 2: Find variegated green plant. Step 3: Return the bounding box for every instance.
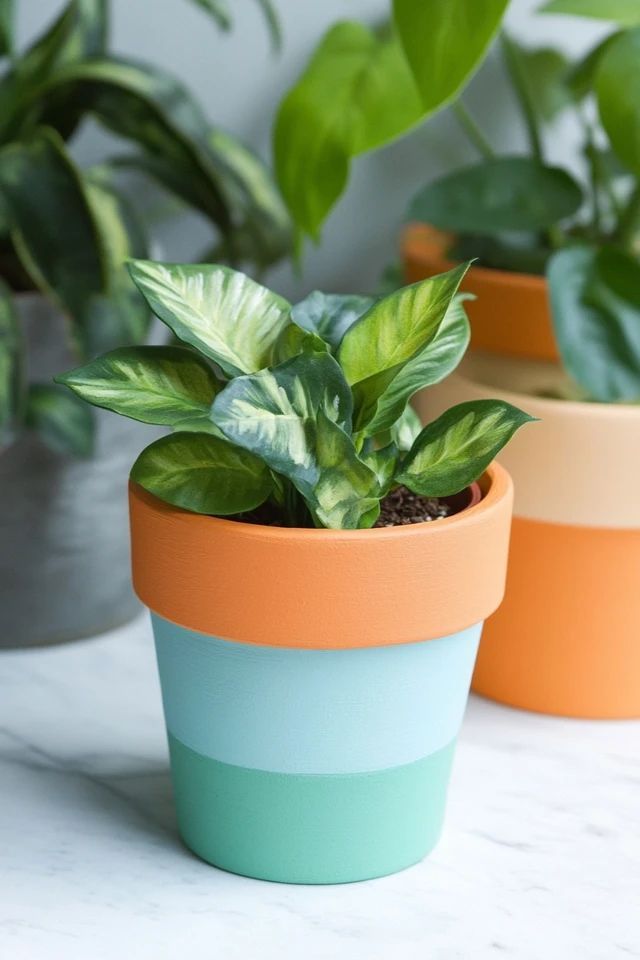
[0,0,289,457]
[57,259,533,529]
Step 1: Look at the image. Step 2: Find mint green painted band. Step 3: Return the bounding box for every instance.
[168,733,457,884]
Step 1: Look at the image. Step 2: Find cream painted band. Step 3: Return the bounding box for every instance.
[419,353,640,529]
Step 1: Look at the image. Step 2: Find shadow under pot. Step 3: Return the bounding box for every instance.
[0,295,152,648]
[129,465,513,884]
[419,353,640,720]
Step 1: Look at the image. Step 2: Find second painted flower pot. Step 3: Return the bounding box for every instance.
[129,466,513,884]
[420,354,640,720]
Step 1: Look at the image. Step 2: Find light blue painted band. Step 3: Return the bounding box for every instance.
[152,613,481,775]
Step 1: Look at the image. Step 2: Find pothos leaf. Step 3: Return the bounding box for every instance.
[56,345,222,431]
[127,259,291,377]
[397,400,536,497]
[131,432,272,515]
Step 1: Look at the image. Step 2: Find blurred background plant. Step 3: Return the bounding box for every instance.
[0,0,291,457]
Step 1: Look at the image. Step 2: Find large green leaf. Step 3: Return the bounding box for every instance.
[128,260,291,377]
[56,345,222,430]
[547,245,640,401]
[0,129,107,355]
[274,21,423,239]
[505,43,571,121]
[596,28,640,175]
[0,278,24,445]
[26,383,95,457]
[0,0,13,57]
[363,292,471,439]
[397,400,535,497]
[567,33,620,101]
[393,0,509,110]
[0,0,107,140]
[538,0,640,23]
[409,158,584,234]
[211,352,378,528]
[291,292,374,351]
[131,432,272,515]
[338,265,468,432]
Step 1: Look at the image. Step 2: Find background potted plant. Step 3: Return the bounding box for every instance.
[57,257,532,883]
[0,0,290,647]
[402,2,640,718]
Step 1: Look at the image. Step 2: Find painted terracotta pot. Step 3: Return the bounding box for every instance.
[402,223,558,363]
[419,354,640,720]
[129,467,513,884]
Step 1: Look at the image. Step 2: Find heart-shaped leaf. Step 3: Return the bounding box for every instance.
[547,245,640,401]
[596,27,640,175]
[131,432,272,515]
[128,260,291,377]
[397,400,535,497]
[338,264,468,432]
[409,158,584,234]
[56,345,222,431]
[291,291,375,351]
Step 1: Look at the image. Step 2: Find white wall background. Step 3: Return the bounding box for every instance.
[17,0,607,300]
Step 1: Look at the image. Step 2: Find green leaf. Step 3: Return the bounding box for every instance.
[449,234,550,275]
[56,345,222,430]
[274,21,423,239]
[26,383,95,458]
[291,292,374,351]
[0,129,107,356]
[566,33,620,101]
[338,264,468,432]
[0,0,14,57]
[127,260,291,377]
[187,0,231,30]
[271,323,328,364]
[409,158,584,234]
[538,0,640,24]
[361,441,399,495]
[211,352,378,528]
[596,28,640,175]
[393,0,509,110]
[186,0,281,50]
[397,400,535,497]
[131,432,272,515]
[547,245,640,401]
[506,44,571,121]
[390,403,422,452]
[0,278,24,445]
[253,0,282,53]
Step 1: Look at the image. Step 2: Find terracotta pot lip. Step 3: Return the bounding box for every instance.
[454,361,640,420]
[402,222,548,290]
[128,463,508,543]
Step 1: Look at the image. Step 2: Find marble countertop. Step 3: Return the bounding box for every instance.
[1,614,638,960]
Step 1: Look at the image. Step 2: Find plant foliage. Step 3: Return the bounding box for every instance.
[57,260,533,529]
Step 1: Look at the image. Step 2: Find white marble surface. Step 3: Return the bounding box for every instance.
[1,614,638,960]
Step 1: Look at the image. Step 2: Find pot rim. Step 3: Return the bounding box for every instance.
[402,222,547,289]
[129,468,503,542]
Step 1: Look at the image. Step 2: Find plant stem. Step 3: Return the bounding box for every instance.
[500,32,544,164]
[452,100,494,160]
[617,184,640,257]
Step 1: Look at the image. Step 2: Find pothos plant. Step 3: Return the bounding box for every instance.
[406,1,640,404]
[0,0,289,458]
[56,259,533,529]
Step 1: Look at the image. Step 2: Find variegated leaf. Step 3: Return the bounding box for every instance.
[397,400,535,497]
[56,346,221,432]
[338,264,469,432]
[361,441,399,496]
[26,384,95,458]
[313,411,380,528]
[291,291,374,351]
[131,432,272,515]
[128,260,291,377]
[390,403,422,452]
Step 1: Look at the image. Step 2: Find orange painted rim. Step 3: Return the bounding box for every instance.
[402,223,559,363]
[473,514,640,718]
[129,463,514,649]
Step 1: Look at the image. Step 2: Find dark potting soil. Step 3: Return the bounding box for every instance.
[373,485,452,527]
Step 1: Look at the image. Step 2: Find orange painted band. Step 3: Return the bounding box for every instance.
[473,513,640,719]
[129,463,514,649]
[402,223,559,364]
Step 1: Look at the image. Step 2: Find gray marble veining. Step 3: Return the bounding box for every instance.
[0,615,638,960]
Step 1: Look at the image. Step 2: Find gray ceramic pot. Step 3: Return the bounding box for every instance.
[0,295,158,648]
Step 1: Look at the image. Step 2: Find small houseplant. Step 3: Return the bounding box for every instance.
[403,3,640,719]
[58,257,532,883]
[0,0,289,646]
